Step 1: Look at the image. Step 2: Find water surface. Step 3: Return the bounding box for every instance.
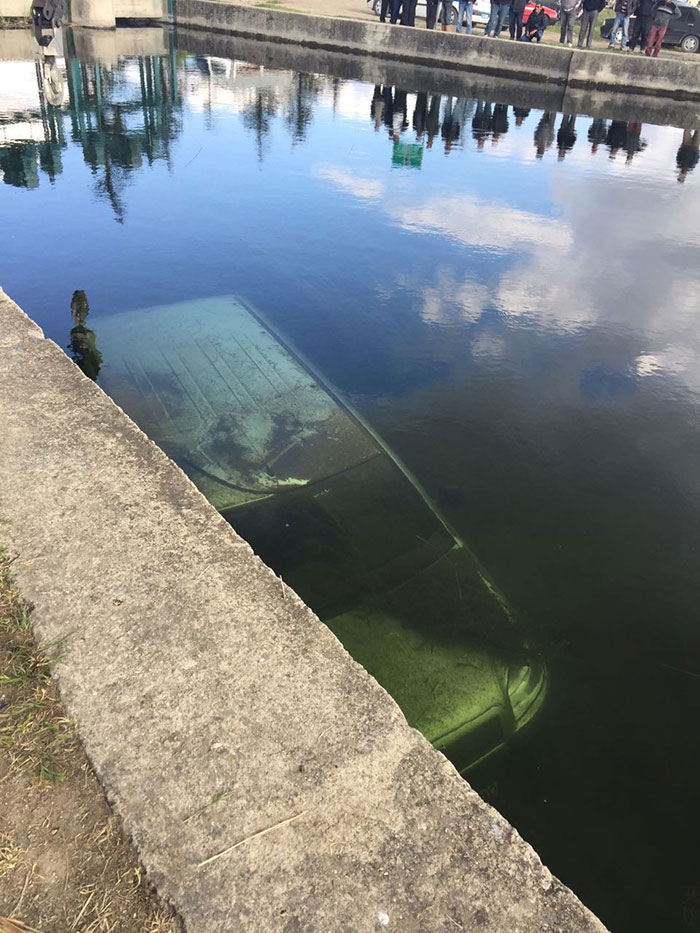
[2,29,700,932]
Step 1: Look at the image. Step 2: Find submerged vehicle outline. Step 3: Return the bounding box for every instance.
[97,294,546,774]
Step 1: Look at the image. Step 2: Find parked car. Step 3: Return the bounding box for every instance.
[601,0,700,51]
[367,0,559,27]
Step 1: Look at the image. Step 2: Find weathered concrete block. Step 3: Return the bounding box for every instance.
[69,0,116,28]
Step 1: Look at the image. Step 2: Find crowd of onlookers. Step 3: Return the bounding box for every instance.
[378,0,684,58]
[370,85,700,180]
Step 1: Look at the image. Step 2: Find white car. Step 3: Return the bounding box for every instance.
[366,0,491,26]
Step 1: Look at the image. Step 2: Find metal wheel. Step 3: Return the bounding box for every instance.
[680,33,699,52]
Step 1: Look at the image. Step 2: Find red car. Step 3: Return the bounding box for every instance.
[522,0,560,22]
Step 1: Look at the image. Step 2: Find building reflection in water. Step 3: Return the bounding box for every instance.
[0,34,181,222]
[0,58,66,188]
[63,36,181,222]
[1,39,699,205]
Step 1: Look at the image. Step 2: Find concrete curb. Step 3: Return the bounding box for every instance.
[0,288,609,931]
[172,0,700,100]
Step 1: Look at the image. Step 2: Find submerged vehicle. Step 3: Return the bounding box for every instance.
[98,295,545,773]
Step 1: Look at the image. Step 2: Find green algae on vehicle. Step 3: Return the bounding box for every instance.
[95,295,545,774]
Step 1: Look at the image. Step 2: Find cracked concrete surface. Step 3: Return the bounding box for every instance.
[0,288,607,932]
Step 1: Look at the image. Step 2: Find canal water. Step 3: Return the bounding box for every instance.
[2,28,700,932]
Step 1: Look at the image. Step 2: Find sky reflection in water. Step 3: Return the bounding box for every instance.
[2,34,700,933]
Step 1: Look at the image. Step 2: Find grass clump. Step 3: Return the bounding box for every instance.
[0,549,75,785]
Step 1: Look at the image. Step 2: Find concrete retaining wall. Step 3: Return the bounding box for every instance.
[173,0,700,100]
[114,0,166,17]
[0,288,609,931]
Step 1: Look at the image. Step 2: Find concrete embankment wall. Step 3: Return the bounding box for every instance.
[174,0,700,100]
[0,288,609,931]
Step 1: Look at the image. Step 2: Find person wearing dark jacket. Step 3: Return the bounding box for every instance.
[608,0,639,48]
[519,1,548,39]
[578,0,606,46]
[629,0,655,50]
[645,0,680,55]
[509,0,526,39]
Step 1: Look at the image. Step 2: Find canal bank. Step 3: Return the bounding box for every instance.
[0,287,608,931]
[172,0,700,101]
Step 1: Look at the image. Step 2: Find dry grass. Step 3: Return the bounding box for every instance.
[0,549,182,933]
[0,552,73,786]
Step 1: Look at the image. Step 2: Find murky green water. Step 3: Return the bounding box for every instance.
[2,27,700,931]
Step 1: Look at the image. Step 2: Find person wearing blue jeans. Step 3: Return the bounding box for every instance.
[519,1,548,38]
[456,0,473,32]
[608,0,638,47]
[485,0,510,36]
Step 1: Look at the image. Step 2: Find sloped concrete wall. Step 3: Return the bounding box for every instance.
[0,287,609,931]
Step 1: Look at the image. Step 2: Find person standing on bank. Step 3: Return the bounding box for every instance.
[426,0,439,27]
[456,0,474,33]
[485,0,510,37]
[645,0,680,55]
[390,0,403,23]
[559,0,581,45]
[578,0,606,46]
[439,0,453,29]
[509,0,526,39]
[608,0,639,50]
[380,0,401,23]
[629,0,654,50]
[401,0,418,26]
[519,1,548,40]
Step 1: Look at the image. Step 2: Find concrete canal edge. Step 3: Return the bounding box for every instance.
[173,0,700,102]
[0,287,609,931]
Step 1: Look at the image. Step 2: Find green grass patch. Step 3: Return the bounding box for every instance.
[0,548,75,784]
[254,1,303,10]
